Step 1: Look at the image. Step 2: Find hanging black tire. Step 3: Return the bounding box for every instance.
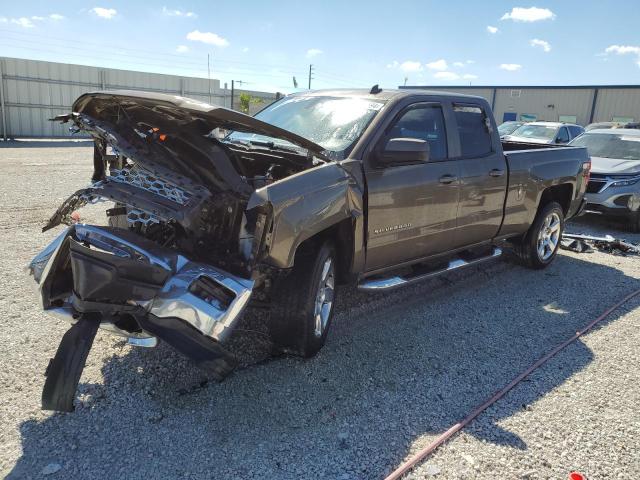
[513,201,565,269]
[269,241,336,358]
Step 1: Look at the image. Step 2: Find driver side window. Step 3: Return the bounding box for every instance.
[556,127,570,143]
[387,105,448,160]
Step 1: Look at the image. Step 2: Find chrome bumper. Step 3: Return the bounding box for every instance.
[28,224,254,345]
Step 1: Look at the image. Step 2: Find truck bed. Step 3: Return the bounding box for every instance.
[499,144,589,237]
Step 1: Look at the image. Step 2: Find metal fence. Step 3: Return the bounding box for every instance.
[0,57,279,139]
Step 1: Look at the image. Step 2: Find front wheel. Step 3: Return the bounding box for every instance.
[269,242,336,358]
[513,201,565,269]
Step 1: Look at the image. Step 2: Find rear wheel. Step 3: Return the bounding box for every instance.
[269,241,336,358]
[513,201,564,269]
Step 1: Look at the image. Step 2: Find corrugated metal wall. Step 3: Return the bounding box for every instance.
[401,85,640,125]
[493,88,594,124]
[0,57,278,139]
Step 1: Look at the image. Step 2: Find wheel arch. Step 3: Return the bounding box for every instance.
[538,183,573,216]
[291,218,356,285]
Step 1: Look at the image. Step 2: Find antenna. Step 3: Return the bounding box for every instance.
[207,53,212,104]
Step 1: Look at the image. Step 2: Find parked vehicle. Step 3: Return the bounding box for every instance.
[497,120,525,137]
[570,128,640,231]
[29,89,590,411]
[502,121,584,145]
[585,121,640,131]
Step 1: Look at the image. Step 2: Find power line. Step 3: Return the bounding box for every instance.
[0,42,307,81]
[0,29,306,72]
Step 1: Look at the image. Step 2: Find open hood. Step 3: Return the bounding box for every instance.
[71,90,327,156]
[55,91,328,197]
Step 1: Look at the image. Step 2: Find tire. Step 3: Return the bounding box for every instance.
[269,241,337,358]
[513,201,565,269]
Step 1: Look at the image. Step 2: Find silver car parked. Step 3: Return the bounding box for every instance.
[569,128,640,231]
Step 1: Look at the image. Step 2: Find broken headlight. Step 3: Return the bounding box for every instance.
[27,228,70,283]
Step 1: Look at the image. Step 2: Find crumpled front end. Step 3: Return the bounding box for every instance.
[29,224,253,412]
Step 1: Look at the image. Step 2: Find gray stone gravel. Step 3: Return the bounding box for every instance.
[1,141,639,479]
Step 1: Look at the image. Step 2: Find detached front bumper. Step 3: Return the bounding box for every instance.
[29,225,254,411]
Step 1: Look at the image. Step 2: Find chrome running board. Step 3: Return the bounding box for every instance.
[358,247,502,292]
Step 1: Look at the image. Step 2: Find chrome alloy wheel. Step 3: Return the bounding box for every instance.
[537,211,561,261]
[313,257,335,337]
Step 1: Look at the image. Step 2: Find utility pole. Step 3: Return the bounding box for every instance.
[230,79,234,111]
[308,64,314,90]
[230,80,243,111]
[207,53,212,104]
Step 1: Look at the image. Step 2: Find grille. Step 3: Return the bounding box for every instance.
[109,165,192,205]
[586,180,606,194]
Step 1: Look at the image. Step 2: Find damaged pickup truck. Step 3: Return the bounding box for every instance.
[29,89,589,411]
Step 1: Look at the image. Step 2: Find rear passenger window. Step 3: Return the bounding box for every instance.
[453,104,493,157]
[568,126,583,138]
[387,105,447,160]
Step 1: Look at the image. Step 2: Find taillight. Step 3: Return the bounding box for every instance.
[582,158,591,184]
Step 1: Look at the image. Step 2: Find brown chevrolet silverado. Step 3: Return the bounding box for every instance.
[29,88,590,411]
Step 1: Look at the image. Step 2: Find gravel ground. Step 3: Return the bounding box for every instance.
[1,141,639,479]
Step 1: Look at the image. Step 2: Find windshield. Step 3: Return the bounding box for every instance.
[498,122,521,135]
[510,124,557,140]
[226,95,384,158]
[570,132,640,160]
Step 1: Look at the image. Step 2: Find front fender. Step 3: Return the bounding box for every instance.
[247,162,364,269]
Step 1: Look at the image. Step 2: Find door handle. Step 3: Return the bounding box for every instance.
[438,174,457,184]
[489,169,505,177]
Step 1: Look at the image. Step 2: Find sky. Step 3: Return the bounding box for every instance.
[0,1,639,94]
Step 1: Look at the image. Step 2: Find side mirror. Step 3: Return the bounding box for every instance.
[377,138,430,166]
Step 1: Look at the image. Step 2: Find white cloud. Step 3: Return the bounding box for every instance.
[453,61,465,68]
[31,16,45,21]
[91,7,117,19]
[605,45,640,68]
[466,60,475,64]
[49,13,64,20]
[501,7,555,22]
[487,25,498,34]
[386,60,399,69]
[186,30,229,47]
[434,71,460,80]
[400,61,423,72]
[500,63,522,71]
[462,74,478,80]
[306,48,323,58]
[176,45,189,53]
[242,47,249,53]
[11,17,35,28]
[530,38,551,52]
[426,59,448,71]
[162,6,196,18]
[605,45,640,55]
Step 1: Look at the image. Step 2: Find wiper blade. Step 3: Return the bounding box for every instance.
[246,139,302,154]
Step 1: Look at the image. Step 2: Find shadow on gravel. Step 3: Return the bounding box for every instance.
[8,252,640,479]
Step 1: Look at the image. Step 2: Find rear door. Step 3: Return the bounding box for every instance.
[364,101,460,271]
[451,103,509,248]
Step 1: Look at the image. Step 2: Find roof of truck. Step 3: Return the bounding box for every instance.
[289,88,485,102]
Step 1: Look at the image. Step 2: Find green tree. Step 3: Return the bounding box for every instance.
[238,93,264,114]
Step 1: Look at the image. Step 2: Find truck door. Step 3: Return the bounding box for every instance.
[451,103,508,247]
[364,102,460,272]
